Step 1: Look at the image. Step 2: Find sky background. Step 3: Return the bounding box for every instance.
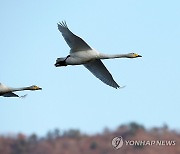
[0,0,180,136]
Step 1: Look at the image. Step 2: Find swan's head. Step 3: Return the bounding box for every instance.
[55,57,67,67]
[128,53,142,58]
[29,85,42,91]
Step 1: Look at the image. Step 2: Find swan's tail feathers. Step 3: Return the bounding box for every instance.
[55,58,67,67]
[84,59,120,89]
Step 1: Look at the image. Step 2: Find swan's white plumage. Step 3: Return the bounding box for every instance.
[0,83,10,93]
[0,83,41,97]
[0,83,19,97]
[56,21,141,88]
[57,22,120,88]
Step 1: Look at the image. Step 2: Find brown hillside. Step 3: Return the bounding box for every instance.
[0,122,179,154]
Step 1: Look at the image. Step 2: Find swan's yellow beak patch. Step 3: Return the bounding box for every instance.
[33,86,42,90]
[134,53,142,58]
[135,53,138,57]
[36,86,42,90]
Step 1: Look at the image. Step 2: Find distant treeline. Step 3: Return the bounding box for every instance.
[0,122,179,154]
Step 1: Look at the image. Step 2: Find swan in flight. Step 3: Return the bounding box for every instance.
[0,83,42,97]
[55,21,142,89]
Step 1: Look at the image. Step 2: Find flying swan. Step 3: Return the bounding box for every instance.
[0,83,42,97]
[55,21,142,89]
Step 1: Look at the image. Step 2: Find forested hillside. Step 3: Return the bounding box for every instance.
[0,122,179,154]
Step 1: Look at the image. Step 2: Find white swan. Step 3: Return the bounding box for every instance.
[55,21,142,89]
[0,83,42,97]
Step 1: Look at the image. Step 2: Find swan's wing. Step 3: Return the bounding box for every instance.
[57,21,92,52]
[3,92,19,97]
[84,59,120,89]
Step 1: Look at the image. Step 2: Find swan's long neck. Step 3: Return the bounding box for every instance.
[98,53,130,59]
[11,86,31,92]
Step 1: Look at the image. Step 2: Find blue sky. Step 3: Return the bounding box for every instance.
[0,0,180,136]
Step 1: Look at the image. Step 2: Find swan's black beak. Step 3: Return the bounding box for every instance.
[137,55,142,57]
[36,87,42,90]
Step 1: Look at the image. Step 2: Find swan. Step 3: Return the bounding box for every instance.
[0,83,42,97]
[55,21,142,89]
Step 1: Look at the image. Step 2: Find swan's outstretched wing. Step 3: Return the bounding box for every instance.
[84,59,120,89]
[3,92,19,97]
[2,92,27,98]
[57,21,92,52]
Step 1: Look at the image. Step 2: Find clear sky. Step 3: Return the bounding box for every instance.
[0,0,180,136]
